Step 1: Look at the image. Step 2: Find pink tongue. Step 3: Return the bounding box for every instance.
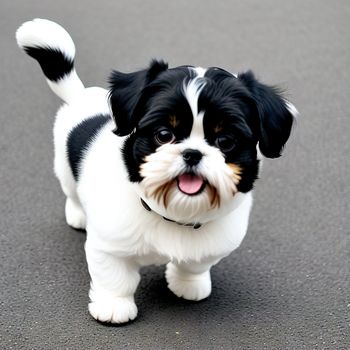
[178,174,204,195]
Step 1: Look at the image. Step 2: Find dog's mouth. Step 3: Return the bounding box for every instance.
[176,173,206,196]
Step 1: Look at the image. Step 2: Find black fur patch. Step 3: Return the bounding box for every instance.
[238,71,294,158]
[23,46,74,82]
[108,60,169,136]
[67,115,110,180]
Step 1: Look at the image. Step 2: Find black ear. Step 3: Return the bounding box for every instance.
[238,71,297,158]
[108,59,168,136]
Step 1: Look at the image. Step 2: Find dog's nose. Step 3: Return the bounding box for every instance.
[182,149,203,166]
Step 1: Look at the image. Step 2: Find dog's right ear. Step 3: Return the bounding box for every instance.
[109,59,168,136]
[237,71,297,158]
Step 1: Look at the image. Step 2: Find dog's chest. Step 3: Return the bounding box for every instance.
[135,253,170,267]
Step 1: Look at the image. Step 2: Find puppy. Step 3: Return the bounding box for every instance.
[16,19,297,324]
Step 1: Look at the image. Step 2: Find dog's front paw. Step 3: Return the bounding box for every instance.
[65,198,86,230]
[165,262,212,301]
[88,289,137,324]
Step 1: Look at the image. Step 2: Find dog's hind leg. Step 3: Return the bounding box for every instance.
[65,196,86,230]
[58,173,86,230]
[58,177,86,230]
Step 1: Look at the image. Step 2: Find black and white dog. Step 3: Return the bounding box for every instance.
[16,19,297,324]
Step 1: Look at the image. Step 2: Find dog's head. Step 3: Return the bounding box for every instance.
[109,60,297,223]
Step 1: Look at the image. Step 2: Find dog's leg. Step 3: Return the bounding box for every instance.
[85,241,140,324]
[55,153,86,230]
[65,197,86,230]
[165,259,219,301]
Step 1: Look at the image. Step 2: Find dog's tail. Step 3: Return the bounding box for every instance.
[16,18,84,104]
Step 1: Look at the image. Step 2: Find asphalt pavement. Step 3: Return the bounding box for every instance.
[1,1,349,349]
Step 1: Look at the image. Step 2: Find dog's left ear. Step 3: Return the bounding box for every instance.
[238,71,298,158]
[109,59,168,136]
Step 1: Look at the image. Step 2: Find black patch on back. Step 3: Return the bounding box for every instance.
[23,46,74,81]
[67,115,110,180]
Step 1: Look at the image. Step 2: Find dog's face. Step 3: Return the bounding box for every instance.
[109,61,295,223]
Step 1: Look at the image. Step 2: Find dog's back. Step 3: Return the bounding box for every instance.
[16,18,115,229]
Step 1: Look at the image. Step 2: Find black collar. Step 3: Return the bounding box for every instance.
[140,198,202,229]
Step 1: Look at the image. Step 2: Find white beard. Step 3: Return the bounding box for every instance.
[138,138,241,223]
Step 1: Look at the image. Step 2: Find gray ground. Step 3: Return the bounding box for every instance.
[1,0,349,349]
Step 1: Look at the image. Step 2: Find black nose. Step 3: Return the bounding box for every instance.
[182,149,203,166]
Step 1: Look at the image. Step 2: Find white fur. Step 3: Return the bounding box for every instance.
[16,19,84,103]
[183,68,206,117]
[183,67,207,139]
[284,99,299,119]
[190,111,205,138]
[138,138,244,224]
[165,262,212,301]
[47,70,85,103]
[18,20,254,324]
[16,19,76,59]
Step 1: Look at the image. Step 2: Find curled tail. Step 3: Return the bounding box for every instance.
[16,18,84,103]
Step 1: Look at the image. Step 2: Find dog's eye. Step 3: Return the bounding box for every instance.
[154,128,176,145]
[215,135,236,152]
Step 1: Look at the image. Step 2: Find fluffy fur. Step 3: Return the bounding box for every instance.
[16,19,298,324]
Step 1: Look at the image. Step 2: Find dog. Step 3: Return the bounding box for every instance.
[16,19,297,324]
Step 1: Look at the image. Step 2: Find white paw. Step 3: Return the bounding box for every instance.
[65,198,86,229]
[88,288,137,324]
[165,262,212,301]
